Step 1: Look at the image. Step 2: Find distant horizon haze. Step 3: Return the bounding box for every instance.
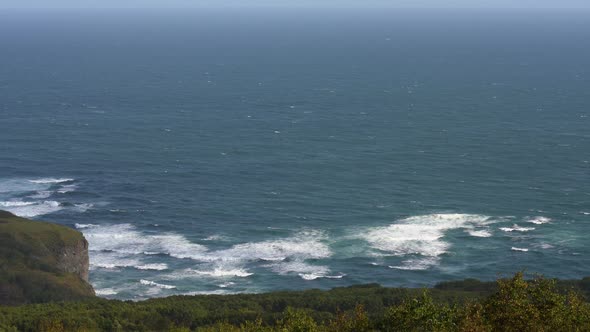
[2,0,590,10]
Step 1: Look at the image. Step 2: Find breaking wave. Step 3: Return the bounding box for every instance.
[500,224,535,232]
[527,216,551,225]
[0,200,62,218]
[28,178,74,184]
[139,280,176,289]
[361,214,495,270]
[0,177,92,218]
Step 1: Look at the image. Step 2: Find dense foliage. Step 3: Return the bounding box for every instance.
[1,273,590,331]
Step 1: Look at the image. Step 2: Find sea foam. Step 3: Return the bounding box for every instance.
[362,214,493,270]
[0,200,62,217]
[28,178,74,184]
[363,214,492,257]
[139,280,176,289]
[526,216,551,225]
[500,224,535,232]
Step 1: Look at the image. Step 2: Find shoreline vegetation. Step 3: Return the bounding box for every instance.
[1,273,590,331]
[1,210,590,331]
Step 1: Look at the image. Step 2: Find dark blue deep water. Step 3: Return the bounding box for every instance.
[1,9,589,299]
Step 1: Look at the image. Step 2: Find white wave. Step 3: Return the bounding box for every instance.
[466,229,493,237]
[527,217,551,225]
[73,203,93,213]
[174,268,253,278]
[29,191,52,199]
[218,282,235,288]
[0,201,35,207]
[213,229,331,263]
[82,224,208,260]
[0,179,46,193]
[90,251,141,270]
[57,184,77,194]
[140,280,176,289]
[28,178,74,184]
[95,288,118,296]
[0,200,62,217]
[202,235,227,241]
[84,225,330,281]
[389,257,440,271]
[269,260,330,279]
[582,212,590,215]
[75,223,99,229]
[511,247,529,252]
[500,224,535,232]
[183,290,232,295]
[299,273,345,281]
[135,263,169,271]
[363,214,492,258]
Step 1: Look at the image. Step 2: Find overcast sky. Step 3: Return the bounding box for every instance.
[2,0,590,9]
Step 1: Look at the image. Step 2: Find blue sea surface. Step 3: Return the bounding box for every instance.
[0,8,589,299]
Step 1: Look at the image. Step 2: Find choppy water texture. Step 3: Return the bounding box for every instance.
[0,9,589,300]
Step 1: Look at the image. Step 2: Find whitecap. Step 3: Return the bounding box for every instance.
[29,191,52,199]
[0,201,36,207]
[135,263,169,271]
[511,247,529,252]
[95,288,118,296]
[183,290,232,295]
[500,224,535,232]
[0,178,47,194]
[389,257,440,271]
[202,235,226,241]
[299,273,323,280]
[173,268,253,278]
[212,229,331,263]
[527,217,551,225]
[75,223,99,229]
[218,282,235,288]
[73,203,93,213]
[139,280,176,289]
[270,260,330,279]
[28,178,74,184]
[57,184,78,194]
[81,224,208,260]
[363,214,493,258]
[466,229,493,237]
[0,200,62,217]
[90,251,141,270]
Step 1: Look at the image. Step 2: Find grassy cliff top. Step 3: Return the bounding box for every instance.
[0,210,83,250]
[0,210,94,305]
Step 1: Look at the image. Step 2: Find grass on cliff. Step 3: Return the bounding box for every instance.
[0,211,95,305]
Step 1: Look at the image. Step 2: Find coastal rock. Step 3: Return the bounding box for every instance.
[55,235,90,282]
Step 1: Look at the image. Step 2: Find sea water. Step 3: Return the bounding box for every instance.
[0,8,589,300]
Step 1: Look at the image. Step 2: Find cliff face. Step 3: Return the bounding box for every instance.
[0,210,94,305]
[56,235,90,282]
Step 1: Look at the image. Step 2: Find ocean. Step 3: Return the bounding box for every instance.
[0,8,589,300]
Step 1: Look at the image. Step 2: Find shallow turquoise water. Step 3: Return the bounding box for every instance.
[0,9,589,299]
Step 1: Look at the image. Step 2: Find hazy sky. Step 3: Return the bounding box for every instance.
[3,0,590,9]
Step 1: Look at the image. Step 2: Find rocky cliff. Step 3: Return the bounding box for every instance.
[0,210,94,305]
